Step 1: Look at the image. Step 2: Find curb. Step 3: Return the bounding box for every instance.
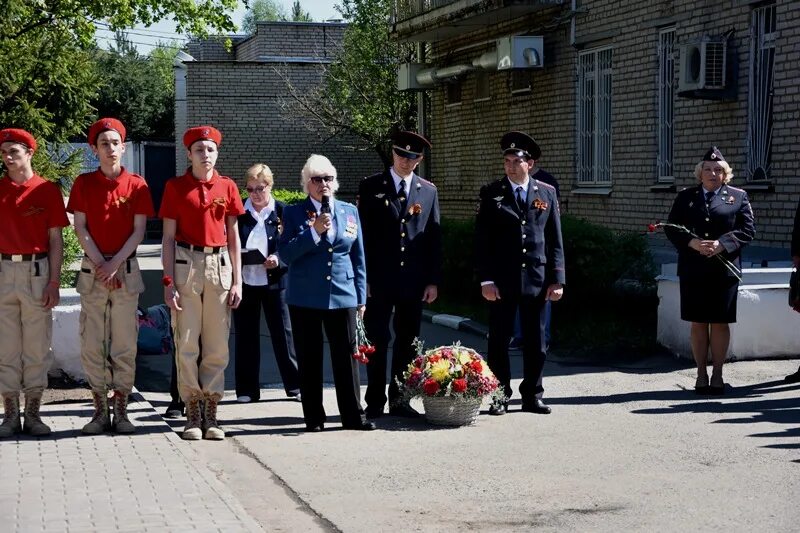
[422,310,488,338]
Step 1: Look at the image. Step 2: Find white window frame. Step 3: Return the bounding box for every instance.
[657,28,675,183]
[576,46,613,186]
[747,2,776,182]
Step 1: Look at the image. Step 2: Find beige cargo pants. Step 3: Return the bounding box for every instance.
[76,256,145,393]
[0,257,53,395]
[172,246,232,401]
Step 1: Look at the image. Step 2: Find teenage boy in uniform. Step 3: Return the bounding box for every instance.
[0,128,69,437]
[159,126,244,441]
[68,118,155,434]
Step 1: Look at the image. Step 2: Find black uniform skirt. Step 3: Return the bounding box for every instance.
[679,276,739,323]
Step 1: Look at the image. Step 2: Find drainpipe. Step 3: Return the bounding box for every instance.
[173,51,194,174]
[416,42,429,178]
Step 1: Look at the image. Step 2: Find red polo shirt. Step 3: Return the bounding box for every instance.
[0,174,70,254]
[158,169,245,247]
[67,168,155,254]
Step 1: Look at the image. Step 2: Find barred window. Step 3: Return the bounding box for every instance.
[657,28,675,183]
[747,2,776,181]
[445,80,462,106]
[577,47,613,185]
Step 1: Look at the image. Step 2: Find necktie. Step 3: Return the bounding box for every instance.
[398,180,408,211]
[515,186,526,213]
[705,191,715,205]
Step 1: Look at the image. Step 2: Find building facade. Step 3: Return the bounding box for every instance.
[392,0,799,251]
[176,21,382,198]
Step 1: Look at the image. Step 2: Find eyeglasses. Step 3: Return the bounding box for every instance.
[246,185,268,193]
[310,175,335,184]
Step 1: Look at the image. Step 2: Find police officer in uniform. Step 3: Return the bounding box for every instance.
[475,131,565,415]
[358,131,442,418]
[665,146,755,394]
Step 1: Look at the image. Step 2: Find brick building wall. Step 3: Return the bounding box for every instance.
[178,22,381,201]
[422,0,799,250]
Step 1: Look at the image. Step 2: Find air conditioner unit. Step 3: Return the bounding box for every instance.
[678,38,727,93]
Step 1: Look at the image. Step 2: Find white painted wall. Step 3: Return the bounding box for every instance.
[657,264,800,360]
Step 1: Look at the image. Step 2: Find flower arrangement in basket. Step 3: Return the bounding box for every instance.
[400,340,502,426]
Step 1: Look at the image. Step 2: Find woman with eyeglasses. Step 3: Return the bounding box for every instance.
[278,154,374,431]
[233,164,301,403]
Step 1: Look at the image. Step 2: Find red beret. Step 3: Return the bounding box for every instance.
[0,128,37,152]
[183,126,222,149]
[88,118,126,145]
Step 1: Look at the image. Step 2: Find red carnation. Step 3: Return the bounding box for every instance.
[647,223,656,233]
[365,345,376,354]
[358,345,367,353]
[162,275,173,287]
[452,378,467,393]
[422,379,440,396]
[470,360,483,373]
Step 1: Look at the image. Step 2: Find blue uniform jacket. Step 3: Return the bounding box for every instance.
[666,184,755,279]
[237,200,287,288]
[278,197,367,310]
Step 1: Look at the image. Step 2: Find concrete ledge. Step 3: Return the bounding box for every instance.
[51,288,84,381]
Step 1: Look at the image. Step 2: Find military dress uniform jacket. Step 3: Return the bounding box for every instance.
[238,201,287,289]
[358,170,442,298]
[475,178,565,298]
[278,197,367,310]
[666,184,755,280]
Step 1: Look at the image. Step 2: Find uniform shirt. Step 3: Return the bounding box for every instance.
[0,174,70,254]
[390,167,412,197]
[159,169,245,247]
[309,196,337,243]
[67,167,155,254]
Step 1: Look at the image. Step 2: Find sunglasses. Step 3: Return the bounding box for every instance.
[310,175,335,184]
[246,185,268,193]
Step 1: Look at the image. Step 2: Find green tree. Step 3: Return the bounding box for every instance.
[290,1,313,22]
[277,0,416,167]
[0,0,236,146]
[241,0,289,33]
[93,33,178,140]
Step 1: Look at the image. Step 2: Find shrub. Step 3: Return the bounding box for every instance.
[238,187,306,205]
[61,226,81,288]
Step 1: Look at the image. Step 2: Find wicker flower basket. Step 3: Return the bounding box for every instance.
[422,396,483,426]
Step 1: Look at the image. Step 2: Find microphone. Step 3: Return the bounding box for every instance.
[320,194,331,215]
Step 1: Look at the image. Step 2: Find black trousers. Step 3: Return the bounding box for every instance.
[288,305,366,429]
[233,284,300,400]
[364,295,423,409]
[487,292,548,403]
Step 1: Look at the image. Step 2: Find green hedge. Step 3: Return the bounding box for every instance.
[61,226,81,288]
[239,187,306,205]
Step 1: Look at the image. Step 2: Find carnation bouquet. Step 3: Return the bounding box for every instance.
[648,221,742,281]
[401,341,501,400]
[400,341,502,425]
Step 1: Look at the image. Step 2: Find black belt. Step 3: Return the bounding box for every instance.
[177,241,223,254]
[1,252,48,262]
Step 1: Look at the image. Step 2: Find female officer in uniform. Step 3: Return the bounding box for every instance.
[665,147,755,394]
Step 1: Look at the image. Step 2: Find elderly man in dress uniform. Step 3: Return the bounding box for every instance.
[475,131,565,415]
[358,131,442,418]
[0,128,69,437]
[68,118,155,434]
[160,126,244,441]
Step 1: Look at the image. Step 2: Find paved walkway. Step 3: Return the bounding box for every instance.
[0,393,263,533]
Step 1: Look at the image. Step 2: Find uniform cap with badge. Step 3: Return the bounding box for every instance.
[501,131,541,160]
[0,128,37,152]
[702,146,725,162]
[88,118,127,145]
[183,126,223,149]
[391,131,431,160]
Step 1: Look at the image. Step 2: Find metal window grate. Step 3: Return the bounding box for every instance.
[704,41,725,88]
[747,2,776,182]
[577,47,613,185]
[657,28,675,182]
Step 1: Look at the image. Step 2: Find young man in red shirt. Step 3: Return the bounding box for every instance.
[0,128,69,438]
[67,118,155,434]
[159,126,244,441]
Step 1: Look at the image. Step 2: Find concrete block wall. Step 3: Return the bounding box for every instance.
[423,0,800,249]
